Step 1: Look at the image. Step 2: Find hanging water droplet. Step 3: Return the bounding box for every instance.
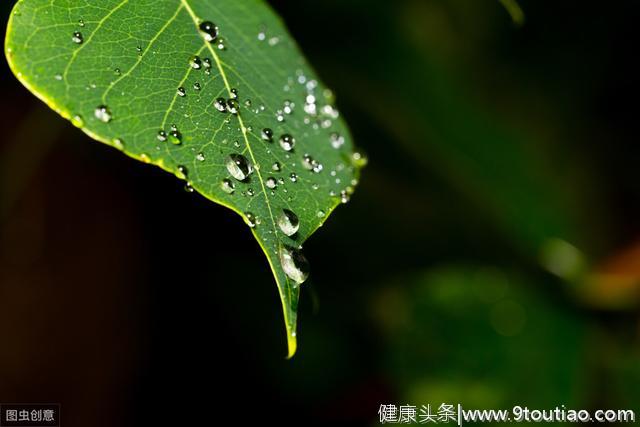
[198,21,219,42]
[72,31,83,44]
[176,165,188,180]
[266,177,277,189]
[177,87,186,97]
[221,178,235,194]
[289,173,298,183]
[278,209,299,236]
[261,128,273,142]
[272,162,281,172]
[184,183,195,193]
[330,132,345,149]
[94,105,112,123]
[196,152,206,162]
[71,115,84,128]
[226,154,253,181]
[214,98,227,112]
[157,130,167,142]
[340,190,350,204]
[279,134,295,151]
[169,129,182,145]
[245,212,258,228]
[279,246,309,285]
[190,55,202,70]
[227,99,239,114]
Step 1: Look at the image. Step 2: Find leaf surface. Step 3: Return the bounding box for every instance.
[5,0,363,357]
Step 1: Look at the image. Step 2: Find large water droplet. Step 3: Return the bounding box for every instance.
[278,209,299,236]
[199,21,219,42]
[72,31,83,44]
[279,246,309,285]
[279,134,295,152]
[226,154,252,181]
[94,105,112,123]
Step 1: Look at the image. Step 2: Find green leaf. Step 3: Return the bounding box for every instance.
[5,0,363,357]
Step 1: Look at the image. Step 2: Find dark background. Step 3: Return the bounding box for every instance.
[2,0,640,425]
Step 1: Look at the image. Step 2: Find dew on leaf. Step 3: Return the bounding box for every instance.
[71,115,84,128]
[266,177,277,189]
[279,246,309,285]
[198,21,219,42]
[72,31,83,44]
[214,97,227,112]
[157,130,167,142]
[176,165,188,180]
[112,138,124,150]
[278,209,299,236]
[169,129,182,145]
[226,154,253,181]
[279,134,295,151]
[227,99,239,114]
[190,55,202,70]
[261,128,273,142]
[94,105,112,123]
[289,173,298,183]
[177,87,186,97]
[196,152,206,162]
[272,162,281,172]
[330,132,345,149]
[221,178,235,194]
[245,212,258,228]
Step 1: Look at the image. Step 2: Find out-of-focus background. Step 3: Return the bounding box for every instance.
[2,0,639,425]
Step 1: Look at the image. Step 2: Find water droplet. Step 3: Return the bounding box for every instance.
[54,74,62,81]
[226,154,253,181]
[112,138,124,150]
[258,31,266,41]
[198,21,219,42]
[283,100,294,114]
[272,162,281,172]
[196,152,206,162]
[227,99,239,114]
[279,246,309,285]
[247,188,255,197]
[94,105,112,123]
[351,151,368,168]
[217,37,226,50]
[190,55,202,70]
[71,115,84,128]
[136,46,143,55]
[221,178,235,194]
[302,154,322,173]
[230,88,238,99]
[317,210,326,218]
[340,190,350,204]
[177,87,186,97]
[78,18,85,27]
[289,173,298,183]
[330,132,345,149]
[72,31,83,44]
[157,130,167,142]
[214,97,227,112]
[245,212,258,228]
[113,67,121,76]
[176,165,188,180]
[169,129,182,145]
[184,183,195,193]
[279,134,295,151]
[266,177,277,189]
[261,128,273,142]
[278,209,299,236]
[193,82,201,91]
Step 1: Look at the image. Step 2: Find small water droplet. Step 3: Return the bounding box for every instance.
[177,87,186,97]
[227,99,239,114]
[217,37,226,50]
[112,138,124,150]
[157,130,167,142]
[196,152,206,162]
[317,210,326,218]
[278,209,299,236]
[169,129,182,145]
[184,183,195,193]
[94,105,112,123]
[78,18,85,27]
[193,82,201,91]
[230,88,239,99]
[261,128,273,142]
[245,212,258,228]
[226,154,253,181]
[72,31,83,44]
[190,55,202,70]
[340,190,350,204]
[221,178,235,194]
[71,115,84,128]
[289,173,298,183]
[351,151,368,168]
[279,246,309,285]
[279,134,295,151]
[176,165,188,180]
[272,162,281,172]
[113,67,121,76]
[199,21,219,42]
[266,177,277,189]
[214,98,227,112]
[330,132,345,149]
